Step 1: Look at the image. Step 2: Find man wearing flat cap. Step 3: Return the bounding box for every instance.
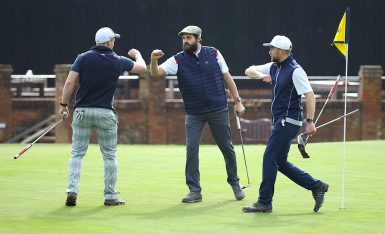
[150,25,246,203]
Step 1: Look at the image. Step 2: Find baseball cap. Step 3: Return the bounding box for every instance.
[263,35,292,50]
[178,25,202,37]
[95,27,121,44]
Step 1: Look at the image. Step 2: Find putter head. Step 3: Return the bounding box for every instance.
[241,184,251,189]
[297,134,310,158]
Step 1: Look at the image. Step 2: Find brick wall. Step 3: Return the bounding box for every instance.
[382,102,385,138]
[115,101,147,144]
[0,64,383,144]
[11,99,55,137]
[0,65,12,142]
[359,65,383,139]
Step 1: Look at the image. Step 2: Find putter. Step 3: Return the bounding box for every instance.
[297,109,359,158]
[236,115,251,189]
[298,75,341,158]
[14,116,65,159]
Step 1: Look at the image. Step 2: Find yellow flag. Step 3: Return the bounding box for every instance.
[332,8,350,59]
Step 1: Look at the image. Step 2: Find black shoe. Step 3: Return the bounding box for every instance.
[231,183,246,201]
[182,192,202,203]
[312,183,329,212]
[104,198,125,206]
[242,202,272,213]
[65,192,77,207]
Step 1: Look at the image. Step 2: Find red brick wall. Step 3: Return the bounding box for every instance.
[0,65,12,142]
[11,99,55,138]
[1,64,383,144]
[115,101,147,144]
[382,102,385,139]
[160,99,363,144]
[8,98,366,144]
[359,65,383,139]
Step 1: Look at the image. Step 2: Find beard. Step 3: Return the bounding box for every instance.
[183,42,198,54]
[271,58,279,63]
[271,56,280,63]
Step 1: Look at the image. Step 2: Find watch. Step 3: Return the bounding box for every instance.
[306,118,313,123]
[60,102,68,107]
[235,96,242,103]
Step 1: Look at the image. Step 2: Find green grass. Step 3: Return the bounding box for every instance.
[0,141,384,234]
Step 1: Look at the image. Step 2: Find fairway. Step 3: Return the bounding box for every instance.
[1,141,384,234]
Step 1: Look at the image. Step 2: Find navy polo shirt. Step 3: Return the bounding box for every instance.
[71,46,134,110]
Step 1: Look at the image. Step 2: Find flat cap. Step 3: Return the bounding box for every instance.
[178,25,202,37]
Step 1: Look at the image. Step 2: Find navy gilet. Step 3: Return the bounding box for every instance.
[74,46,122,110]
[175,46,227,115]
[269,56,303,124]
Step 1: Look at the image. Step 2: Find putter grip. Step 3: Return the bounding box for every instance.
[236,116,241,130]
[328,82,338,98]
[14,144,32,159]
[328,75,341,98]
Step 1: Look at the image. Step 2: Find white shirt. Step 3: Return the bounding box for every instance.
[255,62,313,95]
[159,47,229,75]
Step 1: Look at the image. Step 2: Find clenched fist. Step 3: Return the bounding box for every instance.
[128,49,141,59]
[151,49,164,60]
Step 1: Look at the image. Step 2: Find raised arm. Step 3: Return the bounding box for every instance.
[150,49,166,77]
[128,49,147,74]
[245,65,272,84]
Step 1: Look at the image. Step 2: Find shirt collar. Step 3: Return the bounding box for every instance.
[194,45,201,57]
[276,55,292,65]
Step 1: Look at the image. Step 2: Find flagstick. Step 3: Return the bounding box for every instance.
[341,43,349,210]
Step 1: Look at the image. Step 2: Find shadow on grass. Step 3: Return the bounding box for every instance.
[31,205,116,220]
[130,199,236,218]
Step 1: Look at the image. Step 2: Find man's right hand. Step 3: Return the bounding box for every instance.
[151,49,164,60]
[59,106,69,119]
[305,122,316,136]
[262,75,272,84]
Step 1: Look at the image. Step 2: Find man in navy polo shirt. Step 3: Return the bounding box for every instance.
[59,27,146,206]
[150,25,246,203]
[242,35,329,213]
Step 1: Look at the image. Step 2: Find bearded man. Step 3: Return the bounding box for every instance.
[150,25,246,203]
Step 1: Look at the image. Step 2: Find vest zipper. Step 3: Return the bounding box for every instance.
[271,65,281,124]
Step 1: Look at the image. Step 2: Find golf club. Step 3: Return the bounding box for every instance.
[297,109,360,158]
[14,115,66,160]
[235,115,251,189]
[298,75,341,158]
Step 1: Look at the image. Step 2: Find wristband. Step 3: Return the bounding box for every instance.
[60,102,68,107]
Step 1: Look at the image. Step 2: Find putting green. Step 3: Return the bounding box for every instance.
[0,141,384,233]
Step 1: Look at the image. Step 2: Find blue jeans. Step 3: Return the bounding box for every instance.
[66,107,119,200]
[185,108,240,193]
[258,118,322,205]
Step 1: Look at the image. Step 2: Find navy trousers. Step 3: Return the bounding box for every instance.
[185,108,240,193]
[258,118,322,205]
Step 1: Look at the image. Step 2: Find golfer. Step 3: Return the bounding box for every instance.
[242,35,328,213]
[150,25,246,203]
[59,27,146,206]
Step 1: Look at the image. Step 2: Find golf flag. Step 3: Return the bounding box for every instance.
[331,7,351,210]
[332,8,350,59]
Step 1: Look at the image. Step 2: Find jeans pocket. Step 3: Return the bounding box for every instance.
[112,110,119,124]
